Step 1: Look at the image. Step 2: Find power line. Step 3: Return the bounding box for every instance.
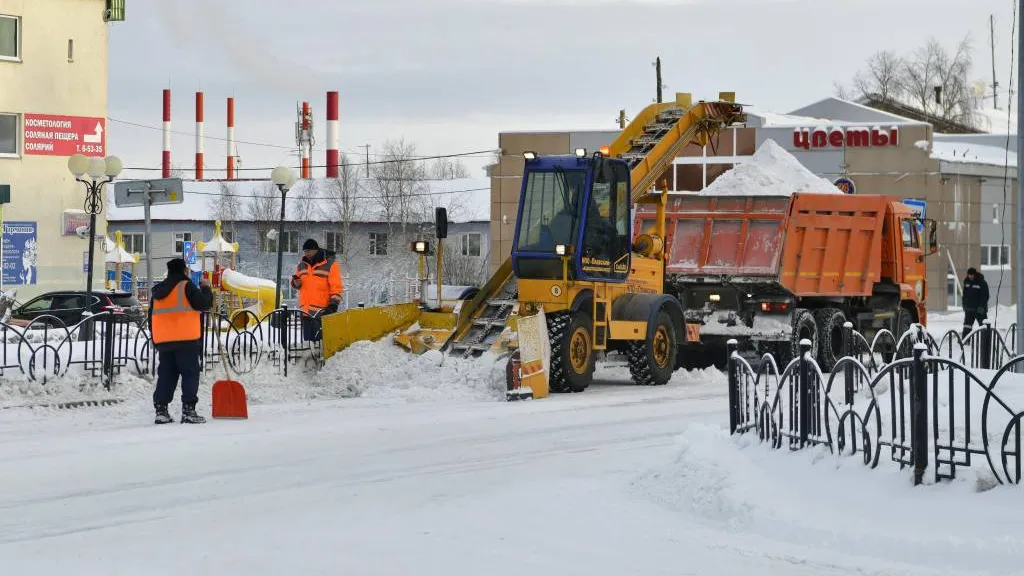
[120,148,499,173]
[118,185,491,203]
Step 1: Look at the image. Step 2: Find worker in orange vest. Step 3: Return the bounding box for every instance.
[148,257,213,425]
[290,238,343,340]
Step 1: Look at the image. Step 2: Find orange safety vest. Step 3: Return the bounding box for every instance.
[293,254,343,313]
[151,280,201,344]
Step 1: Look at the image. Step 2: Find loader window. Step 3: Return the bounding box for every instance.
[514,169,586,254]
[580,160,631,280]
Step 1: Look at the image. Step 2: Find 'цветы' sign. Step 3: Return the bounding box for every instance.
[793,126,900,150]
[22,114,106,157]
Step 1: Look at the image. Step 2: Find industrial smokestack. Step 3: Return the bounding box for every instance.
[227,97,236,180]
[195,91,205,180]
[162,89,171,178]
[301,101,311,179]
[326,91,339,178]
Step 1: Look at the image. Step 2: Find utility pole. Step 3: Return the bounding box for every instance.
[992,14,1001,109]
[655,57,663,103]
[360,144,371,178]
[1016,0,1023,355]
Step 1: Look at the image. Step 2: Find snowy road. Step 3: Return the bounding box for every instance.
[1,340,1022,575]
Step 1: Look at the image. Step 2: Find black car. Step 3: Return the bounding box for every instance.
[9,290,146,328]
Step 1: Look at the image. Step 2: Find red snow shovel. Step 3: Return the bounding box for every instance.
[211,332,248,419]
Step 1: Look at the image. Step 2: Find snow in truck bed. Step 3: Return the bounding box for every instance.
[698,139,844,197]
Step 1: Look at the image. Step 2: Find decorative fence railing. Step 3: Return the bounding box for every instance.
[0,305,325,392]
[728,320,1024,487]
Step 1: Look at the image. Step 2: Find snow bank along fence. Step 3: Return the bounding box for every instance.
[727,320,1024,487]
[1,305,323,391]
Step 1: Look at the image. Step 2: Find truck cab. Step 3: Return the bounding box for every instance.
[885,201,938,325]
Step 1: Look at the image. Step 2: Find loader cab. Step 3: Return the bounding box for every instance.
[511,150,632,282]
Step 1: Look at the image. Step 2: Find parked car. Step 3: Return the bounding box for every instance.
[8,290,146,328]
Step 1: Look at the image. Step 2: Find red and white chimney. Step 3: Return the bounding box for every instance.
[162,89,171,178]
[195,91,204,180]
[227,97,236,180]
[301,101,311,179]
[326,91,339,178]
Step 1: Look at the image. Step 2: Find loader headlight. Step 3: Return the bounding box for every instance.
[709,294,721,302]
[575,148,586,158]
[555,244,567,256]
[410,240,429,254]
[523,151,537,161]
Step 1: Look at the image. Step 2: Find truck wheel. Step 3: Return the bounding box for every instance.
[628,310,677,386]
[546,310,594,393]
[789,309,819,366]
[815,308,847,372]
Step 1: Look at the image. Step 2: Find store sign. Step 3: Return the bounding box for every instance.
[22,114,106,157]
[3,221,37,285]
[62,209,90,236]
[793,126,900,150]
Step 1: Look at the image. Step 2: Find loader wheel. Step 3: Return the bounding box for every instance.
[815,308,847,372]
[628,311,677,386]
[547,311,594,393]
[789,309,819,366]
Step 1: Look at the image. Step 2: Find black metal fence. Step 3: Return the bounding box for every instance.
[728,321,1024,486]
[0,305,325,391]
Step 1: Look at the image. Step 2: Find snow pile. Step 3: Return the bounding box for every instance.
[699,139,843,197]
[312,339,507,403]
[632,423,1024,573]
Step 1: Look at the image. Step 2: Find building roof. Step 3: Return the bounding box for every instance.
[105,176,492,224]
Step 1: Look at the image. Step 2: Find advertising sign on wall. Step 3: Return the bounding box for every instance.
[2,221,38,285]
[62,209,90,236]
[22,114,106,157]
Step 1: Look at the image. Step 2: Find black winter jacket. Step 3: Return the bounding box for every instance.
[147,271,214,351]
[963,273,990,313]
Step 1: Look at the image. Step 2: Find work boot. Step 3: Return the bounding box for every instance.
[154,404,173,425]
[181,403,206,424]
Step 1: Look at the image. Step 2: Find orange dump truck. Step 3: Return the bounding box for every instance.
[635,192,938,370]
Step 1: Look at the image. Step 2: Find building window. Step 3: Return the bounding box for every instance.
[980,244,1010,267]
[370,232,388,256]
[324,231,343,253]
[121,233,145,254]
[173,232,193,254]
[283,230,298,253]
[461,232,481,257]
[0,113,17,156]
[222,230,234,243]
[0,15,20,61]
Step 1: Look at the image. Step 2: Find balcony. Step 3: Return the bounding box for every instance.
[104,0,125,22]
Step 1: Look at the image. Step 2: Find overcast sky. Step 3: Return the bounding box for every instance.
[107,0,1016,180]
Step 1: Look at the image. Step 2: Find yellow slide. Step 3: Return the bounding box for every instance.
[220,268,279,320]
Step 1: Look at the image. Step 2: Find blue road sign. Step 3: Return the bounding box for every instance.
[833,177,856,194]
[183,240,196,265]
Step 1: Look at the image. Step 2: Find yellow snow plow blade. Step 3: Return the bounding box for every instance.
[393,311,460,354]
[321,302,421,360]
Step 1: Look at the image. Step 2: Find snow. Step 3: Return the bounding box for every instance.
[2,307,1024,574]
[105,176,492,224]
[931,140,1017,168]
[699,140,843,197]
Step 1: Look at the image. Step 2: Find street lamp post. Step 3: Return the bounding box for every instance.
[270,166,297,310]
[68,154,122,312]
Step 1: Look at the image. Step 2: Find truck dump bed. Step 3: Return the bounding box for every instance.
[636,193,892,297]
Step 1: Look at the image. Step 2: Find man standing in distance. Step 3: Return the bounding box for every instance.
[291,238,343,341]
[149,257,214,424]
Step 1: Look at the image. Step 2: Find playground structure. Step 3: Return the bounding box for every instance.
[195,220,277,326]
[104,230,139,292]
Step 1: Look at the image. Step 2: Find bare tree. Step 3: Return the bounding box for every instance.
[852,50,905,102]
[836,35,978,127]
[246,182,281,254]
[429,157,470,179]
[320,153,360,267]
[208,183,243,237]
[370,138,430,230]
